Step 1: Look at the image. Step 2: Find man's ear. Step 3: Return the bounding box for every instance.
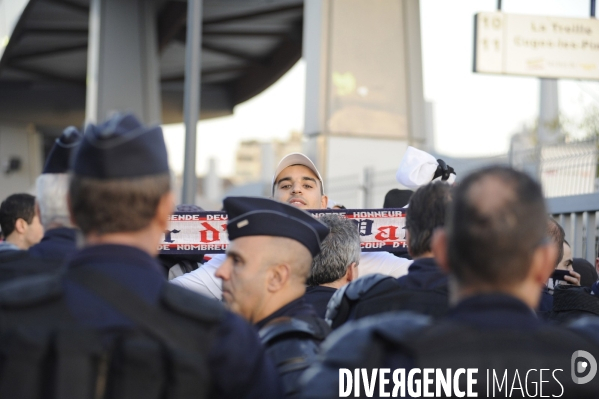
[320,195,329,209]
[531,242,558,285]
[267,263,290,293]
[346,262,358,282]
[595,257,599,275]
[13,218,27,234]
[432,228,450,274]
[155,191,175,231]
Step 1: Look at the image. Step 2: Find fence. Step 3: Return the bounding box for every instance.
[510,137,598,198]
[548,192,599,264]
[326,168,401,209]
[326,167,599,264]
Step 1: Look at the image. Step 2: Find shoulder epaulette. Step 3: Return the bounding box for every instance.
[259,316,329,345]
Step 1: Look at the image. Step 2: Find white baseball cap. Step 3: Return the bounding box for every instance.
[272,153,324,194]
[396,146,456,189]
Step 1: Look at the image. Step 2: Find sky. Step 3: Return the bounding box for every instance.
[163,0,599,178]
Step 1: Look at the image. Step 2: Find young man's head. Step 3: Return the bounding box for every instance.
[405,182,452,259]
[307,214,360,289]
[216,197,329,323]
[272,153,327,210]
[556,241,573,271]
[0,193,44,249]
[547,218,565,268]
[68,114,173,254]
[432,166,556,309]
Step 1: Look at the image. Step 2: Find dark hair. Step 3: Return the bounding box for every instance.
[447,166,547,286]
[307,214,361,286]
[69,174,170,235]
[0,193,36,238]
[406,183,452,257]
[572,258,598,288]
[383,189,413,208]
[547,218,565,268]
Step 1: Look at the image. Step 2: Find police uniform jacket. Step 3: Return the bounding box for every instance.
[326,257,449,329]
[28,227,78,263]
[0,244,283,399]
[303,286,337,319]
[257,296,330,398]
[300,293,599,398]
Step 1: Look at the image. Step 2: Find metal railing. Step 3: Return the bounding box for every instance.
[510,137,598,198]
[547,192,599,263]
[327,168,599,264]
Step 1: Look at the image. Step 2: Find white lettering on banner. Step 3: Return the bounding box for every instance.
[159,208,407,254]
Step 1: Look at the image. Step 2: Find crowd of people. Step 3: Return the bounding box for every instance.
[0,113,599,398]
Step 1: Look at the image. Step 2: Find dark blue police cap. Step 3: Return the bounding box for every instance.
[73,113,169,179]
[42,126,82,174]
[223,197,330,258]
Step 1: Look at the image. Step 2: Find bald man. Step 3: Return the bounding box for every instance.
[216,197,330,398]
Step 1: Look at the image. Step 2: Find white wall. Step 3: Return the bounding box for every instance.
[0,124,42,200]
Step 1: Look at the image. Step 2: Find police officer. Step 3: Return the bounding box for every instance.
[215,196,331,398]
[0,114,282,399]
[326,182,452,328]
[28,126,82,264]
[300,166,599,398]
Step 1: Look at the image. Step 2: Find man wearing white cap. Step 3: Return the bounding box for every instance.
[171,153,412,300]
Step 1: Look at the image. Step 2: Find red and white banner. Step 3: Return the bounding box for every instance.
[158,208,407,255]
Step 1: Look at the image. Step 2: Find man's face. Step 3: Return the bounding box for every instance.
[273,165,327,209]
[556,242,573,271]
[215,236,272,322]
[23,215,44,249]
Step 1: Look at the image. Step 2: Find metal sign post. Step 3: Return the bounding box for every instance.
[182,0,203,204]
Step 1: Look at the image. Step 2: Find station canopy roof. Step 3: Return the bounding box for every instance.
[0,0,303,129]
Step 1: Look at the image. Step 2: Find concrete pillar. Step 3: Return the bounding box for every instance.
[86,0,161,125]
[204,158,221,203]
[538,78,560,145]
[302,0,424,190]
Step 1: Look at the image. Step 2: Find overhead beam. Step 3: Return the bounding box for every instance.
[157,1,187,52]
[161,65,249,82]
[5,63,85,86]
[9,43,88,62]
[22,28,89,37]
[0,0,37,72]
[44,0,90,14]
[203,30,289,38]
[203,3,302,26]
[201,42,261,65]
[158,2,302,52]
